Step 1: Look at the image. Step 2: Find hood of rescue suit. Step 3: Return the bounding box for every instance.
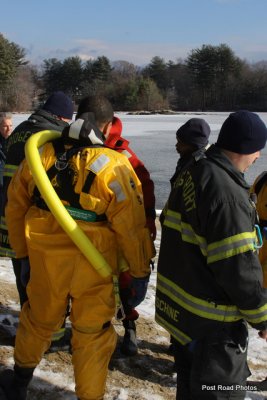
[61,112,106,146]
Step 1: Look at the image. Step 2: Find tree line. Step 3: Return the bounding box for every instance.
[1,33,267,112]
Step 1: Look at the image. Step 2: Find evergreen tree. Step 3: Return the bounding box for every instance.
[186,44,242,109]
[0,33,27,86]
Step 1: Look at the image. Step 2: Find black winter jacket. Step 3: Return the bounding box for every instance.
[156,145,267,345]
[0,109,69,257]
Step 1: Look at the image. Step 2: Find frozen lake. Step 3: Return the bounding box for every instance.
[12,111,267,209]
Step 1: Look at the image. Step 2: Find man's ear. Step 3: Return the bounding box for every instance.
[103,121,112,138]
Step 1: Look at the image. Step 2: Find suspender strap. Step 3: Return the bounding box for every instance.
[82,170,97,193]
[33,140,107,221]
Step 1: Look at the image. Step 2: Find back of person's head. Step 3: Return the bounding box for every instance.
[217,110,267,154]
[42,91,74,120]
[176,118,211,149]
[76,96,114,129]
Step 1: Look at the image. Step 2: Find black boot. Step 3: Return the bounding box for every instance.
[121,319,138,356]
[0,365,34,400]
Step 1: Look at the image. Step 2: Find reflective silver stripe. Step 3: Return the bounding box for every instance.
[155,313,192,345]
[240,304,267,324]
[207,233,255,263]
[164,211,181,227]
[90,154,110,173]
[69,119,103,145]
[158,273,242,322]
[88,128,103,145]
[164,209,255,262]
[3,164,17,177]
[0,247,15,257]
[164,210,207,255]
[69,119,84,140]
[109,181,126,202]
[121,150,132,159]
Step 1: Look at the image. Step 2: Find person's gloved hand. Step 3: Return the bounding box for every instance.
[131,275,150,308]
[20,257,30,288]
[118,271,150,318]
[146,216,157,241]
[118,271,137,319]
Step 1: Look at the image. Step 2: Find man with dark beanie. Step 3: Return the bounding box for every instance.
[170,117,211,187]
[161,118,211,353]
[156,110,267,399]
[0,91,73,350]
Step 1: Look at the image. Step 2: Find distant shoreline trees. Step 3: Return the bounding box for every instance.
[1,33,267,112]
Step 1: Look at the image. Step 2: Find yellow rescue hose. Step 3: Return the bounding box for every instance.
[24,130,121,308]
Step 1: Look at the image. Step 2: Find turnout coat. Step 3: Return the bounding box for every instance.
[0,109,69,257]
[156,144,267,345]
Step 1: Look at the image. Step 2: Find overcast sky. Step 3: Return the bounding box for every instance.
[3,0,267,66]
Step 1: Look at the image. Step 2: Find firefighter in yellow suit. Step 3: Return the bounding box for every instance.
[0,97,152,400]
[251,171,267,288]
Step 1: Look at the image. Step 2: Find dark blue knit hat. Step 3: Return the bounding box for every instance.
[42,91,74,119]
[217,110,267,154]
[176,118,211,149]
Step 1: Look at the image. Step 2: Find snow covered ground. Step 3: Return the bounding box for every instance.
[0,230,266,399]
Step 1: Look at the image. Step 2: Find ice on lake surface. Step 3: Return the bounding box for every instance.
[12,111,267,209]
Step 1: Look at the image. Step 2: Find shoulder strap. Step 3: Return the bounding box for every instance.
[33,140,100,207]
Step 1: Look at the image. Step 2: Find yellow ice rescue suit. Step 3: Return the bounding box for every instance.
[6,117,152,400]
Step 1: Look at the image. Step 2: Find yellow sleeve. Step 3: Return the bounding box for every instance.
[98,153,152,278]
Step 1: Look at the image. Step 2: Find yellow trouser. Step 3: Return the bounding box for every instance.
[14,243,117,400]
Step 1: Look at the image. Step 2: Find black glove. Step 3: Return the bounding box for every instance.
[20,257,30,288]
[118,271,138,319]
[131,275,149,308]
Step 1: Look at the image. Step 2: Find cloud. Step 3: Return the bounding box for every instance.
[27,37,191,66]
[25,36,267,67]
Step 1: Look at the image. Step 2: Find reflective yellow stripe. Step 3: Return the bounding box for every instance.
[51,328,65,341]
[164,209,207,255]
[164,209,256,262]
[157,273,242,322]
[0,247,15,257]
[3,164,17,178]
[240,304,267,324]
[0,216,7,230]
[155,313,192,345]
[207,232,256,263]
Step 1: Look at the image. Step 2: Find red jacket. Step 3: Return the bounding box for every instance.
[105,117,156,239]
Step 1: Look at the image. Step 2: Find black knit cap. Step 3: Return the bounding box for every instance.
[42,91,74,119]
[217,110,267,154]
[176,118,211,149]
